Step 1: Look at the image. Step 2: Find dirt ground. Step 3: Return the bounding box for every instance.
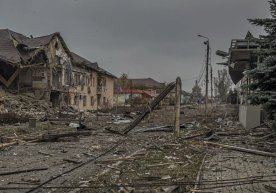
[0,104,275,193]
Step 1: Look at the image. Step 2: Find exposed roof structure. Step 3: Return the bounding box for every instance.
[129,78,164,88]
[0,29,70,67]
[70,51,98,70]
[70,52,117,79]
[0,29,24,64]
[217,31,271,84]
[0,29,116,79]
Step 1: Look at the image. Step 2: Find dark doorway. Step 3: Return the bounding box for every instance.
[50,91,60,108]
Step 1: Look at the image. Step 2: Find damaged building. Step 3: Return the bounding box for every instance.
[216,31,271,128]
[0,29,116,110]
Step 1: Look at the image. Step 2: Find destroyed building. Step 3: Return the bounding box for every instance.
[216,31,271,128]
[0,29,116,110]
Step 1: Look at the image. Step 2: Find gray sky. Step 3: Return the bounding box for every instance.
[0,0,270,91]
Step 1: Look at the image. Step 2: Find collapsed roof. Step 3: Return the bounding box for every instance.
[0,29,116,79]
[216,31,271,84]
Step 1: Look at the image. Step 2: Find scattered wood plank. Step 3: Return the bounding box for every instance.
[26,131,91,142]
[264,184,276,193]
[83,152,94,157]
[147,162,186,167]
[205,141,276,157]
[182,130,213,140]
[0,141,18,149]
[0,167,48,176]
[182,133,206,140]
[63,158,82,164]
[105,127,125,136]
[161,185,179,193]
[216,131,249,136]
[135,125,173,133]
[257,133,276,140]
[96,156,145,163]
[191,154,206,193]
[38,151,54,157]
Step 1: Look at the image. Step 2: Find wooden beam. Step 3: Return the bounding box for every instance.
[7,68,20,87]
[0,141,19,149]
[205,141,276,157]
[0,74,9,87]
[0,68,20,87]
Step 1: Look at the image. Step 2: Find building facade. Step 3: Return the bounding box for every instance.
[0,29,116,111]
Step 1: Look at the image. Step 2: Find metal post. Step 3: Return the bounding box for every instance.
[174,77,181,137]
[205,41,209,116]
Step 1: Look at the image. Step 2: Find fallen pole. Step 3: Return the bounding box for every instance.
[205,141,276,157]
[123,81,176,134]
[0,167,48,176]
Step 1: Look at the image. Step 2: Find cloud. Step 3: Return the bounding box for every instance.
[0,0,270,91]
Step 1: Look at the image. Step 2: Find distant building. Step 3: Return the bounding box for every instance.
[128,78,165,90]
[0,29,116,110]
[114,89,156,106]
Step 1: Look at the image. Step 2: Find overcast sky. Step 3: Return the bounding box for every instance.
[0,0,271,91]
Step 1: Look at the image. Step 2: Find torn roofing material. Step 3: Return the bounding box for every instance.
[0,29,24,64]
[0,29,117,78]
[0,29,67,66]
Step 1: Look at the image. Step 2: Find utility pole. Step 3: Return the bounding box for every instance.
[174,77,182,138]
[205,40,209,115]
[198,35,210,117]
[211,65,213,106]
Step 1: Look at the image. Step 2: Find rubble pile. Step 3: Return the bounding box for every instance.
[0,93,54,122]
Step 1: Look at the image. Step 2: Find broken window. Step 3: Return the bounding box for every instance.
[83,95,87,106]
[54,42,59,49]
[91,96,94,106]
[80,75,85,91]
[75,74,80,86]
[103,78,107,87]
[74,95,78,105]
[55,56,61,65]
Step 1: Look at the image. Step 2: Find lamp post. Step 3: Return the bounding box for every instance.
[198,35,210,117]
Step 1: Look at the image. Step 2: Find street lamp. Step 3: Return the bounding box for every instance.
[198,34,210,117]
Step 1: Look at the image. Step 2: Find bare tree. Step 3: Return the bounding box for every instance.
[214,69,232,103]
